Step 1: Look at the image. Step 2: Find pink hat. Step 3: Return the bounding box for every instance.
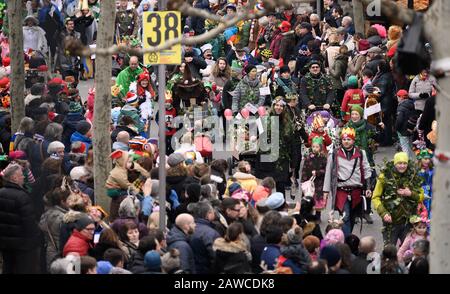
[324,229,345,246]
[371,24,387,39]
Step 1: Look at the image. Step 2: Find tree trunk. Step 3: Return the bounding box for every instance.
[353,0,365,34]
[93,0,115,212]
[7,0,25,132]
[424,0,450,274]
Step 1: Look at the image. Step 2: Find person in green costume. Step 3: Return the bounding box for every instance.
[345,104,378,167]
[115,56,143,96]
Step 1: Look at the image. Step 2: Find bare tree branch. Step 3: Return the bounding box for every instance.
[72,0,270,57]
[178,2,225,24]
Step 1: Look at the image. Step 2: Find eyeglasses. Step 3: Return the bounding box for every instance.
[311,66,320,69]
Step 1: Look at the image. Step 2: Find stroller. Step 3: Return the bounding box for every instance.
[305,107,341,155]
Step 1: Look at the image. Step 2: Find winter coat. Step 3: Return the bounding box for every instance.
[273,77,298,100]
[408,75,438,111]
[0,111,10,153]
[222,77,240,110]
[347,54,367,77]
[294,32,315,61]
[232,75,265,113]
[329,54,348,91]
[301,152,328,210]
[395,99,416,136]
[167,225,196,273]
[364,56,384,77]
[166,172,188,202]
[325,45,340,69]
[186,57,208,81]
[0,182,41,251]
[56,29,81,73]
[210,168,227,198]
[225,172,258,195]
[269,30,283,59]
[89,242,121,261]
[350,253,370,274]
[191,218,221,274]
[62,113,86,151]
[63,230,93,257]
[105,150,139,194]
[260,244,281,270]
[279,31,296,63]
[278,244,311,274]
[250,234,266,273]
[372,71,395,113]
[341,89,365,121]
[300,73,335,108]
[70,131,92,152]
[39,205,67,268]
[118,105,145,133]
[191,0,209,35]
[128,251,146,274]
[75,180,94,203]
[398,233,428,262]
[213,237,252,274]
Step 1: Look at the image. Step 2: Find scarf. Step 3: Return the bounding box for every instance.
[347,119,368,151]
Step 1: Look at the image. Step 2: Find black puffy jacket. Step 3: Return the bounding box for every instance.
[396,99,417,136]
[0,182,41,251]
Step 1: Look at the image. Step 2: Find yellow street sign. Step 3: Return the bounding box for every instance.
[143,11,181,65]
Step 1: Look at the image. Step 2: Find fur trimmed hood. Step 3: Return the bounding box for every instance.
[213,238,248,253]
[233,172,256,180]
[63,210,82,224]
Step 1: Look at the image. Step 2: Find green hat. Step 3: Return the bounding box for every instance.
[203,81,212,89]
[69,101,82,113]
[417,149,433,160]
[231,60,243,72]
[311,136,324,146]
[351,104,364,118]
[348,75,358,88]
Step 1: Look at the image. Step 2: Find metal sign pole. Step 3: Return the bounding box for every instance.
[158,0,167,231]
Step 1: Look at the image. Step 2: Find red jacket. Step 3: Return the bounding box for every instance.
[165,108,177,136]
[63,230,93,257]
[341,89,365,122]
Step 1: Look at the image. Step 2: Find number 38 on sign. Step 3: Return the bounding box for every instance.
[143,11,181,65]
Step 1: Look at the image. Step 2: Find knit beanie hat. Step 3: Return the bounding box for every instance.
[245,64,256,75]
[320,246,341,267]
[394,152,408,165]
[69,101,82,113]
[144,250,161,271]
[351,104,364,118]
[348,75,358,88]
[76,121,91,135]
[74,213,94,231]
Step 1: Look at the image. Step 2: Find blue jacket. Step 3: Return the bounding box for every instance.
[260,244,281,270]
[191,218,220,274]
[167,226,196,274]
[70,131,92,152]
